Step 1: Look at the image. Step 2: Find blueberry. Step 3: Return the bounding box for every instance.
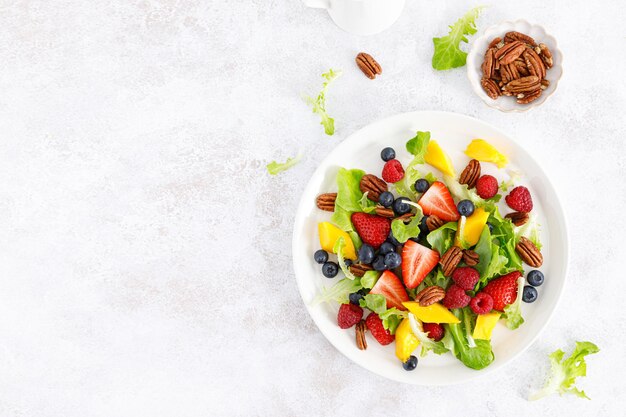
[457,199,475,217]
[527,270,544,287]
[487,222,494,233]
[419,216,430,235]
[349,292,364,306]
[358,244,375,264]
[414,179,430,193]
[379,191,394,208]
[392,197,411,215]
[381,147,396,162]
[403,355,418,371]
[384,251,402,269]
[322,262,339,278]
[372,255,387,271]
[380,242,396,255]
[387,231,400,247]
[344,259,353,267]
[313,249,328,264]
[522,285,538,303]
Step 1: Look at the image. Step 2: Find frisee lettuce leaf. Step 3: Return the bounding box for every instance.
[359,192,377,213]
[432,6,485,70]
[500,170,521,192]
[408,313,449,357]
[312,277,362,305]
[334,237,357,280]
[359,294,406,334]
[391,205,424,243]
[360,270,380,289]
[303,69,342,135]
[529,341,600,401]
[514,212,542,250]
[503,275,525,329]
[266,154,302,175]
[426,221,457,255]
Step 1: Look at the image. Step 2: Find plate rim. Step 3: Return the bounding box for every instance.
[292,110,569,385]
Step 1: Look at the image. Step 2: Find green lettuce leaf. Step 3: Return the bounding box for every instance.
[266,154,302,175]
[445,308,494,370]
[474,226,510,288]
[360,270,380,289]
[426,221,457,255]
[514,212,542,250]
[488,206,524,273]
[408,313,449,357]
[395,132,436,199]
[359,192,377,213]
[529,341,600,401]
[499,170,521,192]
[334,237,357,280]
[359,294,406,334]
[432,6,485,70]
[303,69,342,135]
[406,131,431,162]
[502,274,525,329]
[359,293,386,314]
[312,277,362,305]
[335,168,366,213]
[391,205,424,243]
[442,174,484,207]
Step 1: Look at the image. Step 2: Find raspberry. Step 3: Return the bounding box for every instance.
[442,284,471,309]
[382,159,405,183]
[337,303,363,329]
[476,175,498,199]
[451,267,480,291]
[422,322,444,341]
[505,186,533,212]
[470,292,494,315]
[365,313,395,345]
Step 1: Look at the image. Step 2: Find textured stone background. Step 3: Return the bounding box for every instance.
[0,0,624,416]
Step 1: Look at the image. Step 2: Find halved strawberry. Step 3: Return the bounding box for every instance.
[351,213,390,249]
[417,181,460,222]
[401,240,440,289]
[369,270,409,311]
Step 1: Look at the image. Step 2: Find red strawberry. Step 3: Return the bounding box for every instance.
[417,181,460,222]
[482,271,521,311]
[442,284,471,309]
[351,213,390,249]
[505,186,533,212]
[451,267,480,291]
[422,322,445,341]
[476,175,498,199]
[337,303,363,329]
[469,292,494,315]
[365,313,395,345]
[381,159,405,183]
[369,270,409,311]
[401,240,440,289]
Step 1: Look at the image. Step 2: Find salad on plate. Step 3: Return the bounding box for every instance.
[311,132,544,371]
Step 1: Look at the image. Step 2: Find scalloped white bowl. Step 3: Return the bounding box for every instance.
[467,20,563,112]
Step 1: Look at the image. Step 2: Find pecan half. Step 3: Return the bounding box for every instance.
[488,37,502,48]
[538,43,553,68]
[514,58,530,76]
[426,215,445,231]
[523,49,546,79]
[316,193,336,211]
[503,76,541,94]
[397,213,414,223]
[506,63,520,80]
[355,52,382,80]
[496,41,525,65]
[516,89,542,104]
[459,159,481,189]
[356,320,367,350]
[462,249,480,266]
[482,48,496,79]
[374,206,395,218]
[516,236,543,267]
[349,263,373,278]
[440,246,463,277]
[481,77,500,100]
[505,211,529,226]
[360,174,388,202]
[415,286,446,307]
[504,31,537,46]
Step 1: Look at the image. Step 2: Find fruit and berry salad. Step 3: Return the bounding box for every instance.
[311,132,545,371]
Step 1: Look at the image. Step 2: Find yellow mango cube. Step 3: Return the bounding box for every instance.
[464,139,508,168]
[424,140,456,177]
[455,207,490,248]
[473,312,502,340]
[318,222,357,260]
[402,302,461,324]
[395,318,420,362]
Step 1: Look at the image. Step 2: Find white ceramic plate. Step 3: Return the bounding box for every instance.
[467,20,563,112]
[292,111,568,385]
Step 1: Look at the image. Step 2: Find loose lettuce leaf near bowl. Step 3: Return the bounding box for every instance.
[266,154,302,175]
[529,341,600,401]
[303,69,342,135]
[445,308,494,370]
[426,221,457,255]
[502,275,525,329]
[432,6,485,70]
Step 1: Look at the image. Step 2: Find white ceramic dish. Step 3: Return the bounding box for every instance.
[467,20,563,113]
[292,111,568,385]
